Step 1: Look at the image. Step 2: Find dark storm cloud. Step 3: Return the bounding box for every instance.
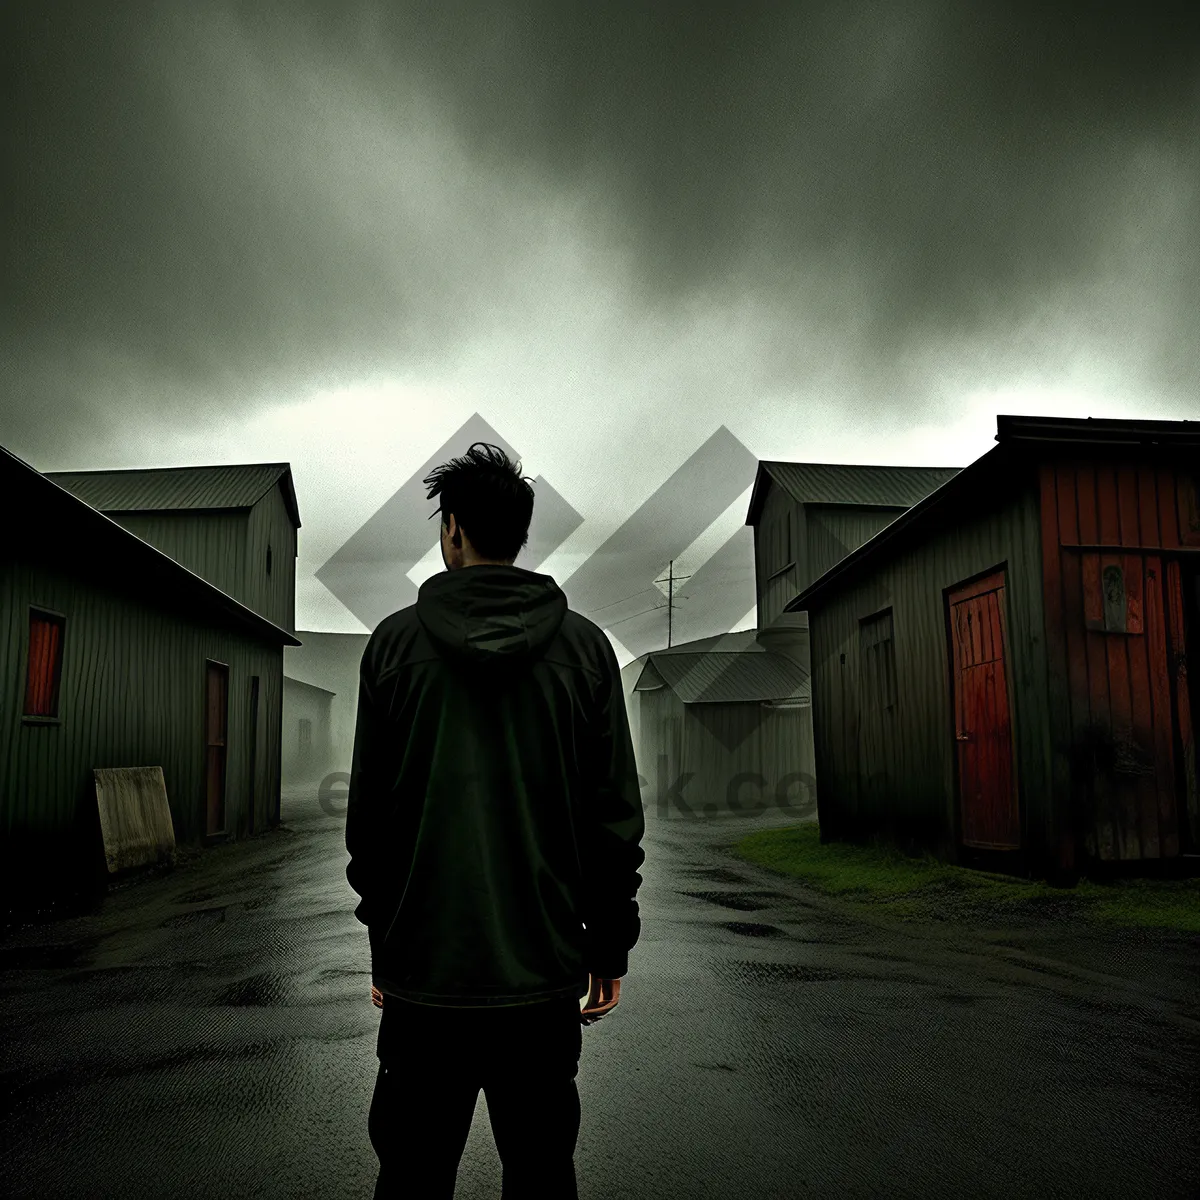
[340,0,1200,341]
[4,1,1198,452]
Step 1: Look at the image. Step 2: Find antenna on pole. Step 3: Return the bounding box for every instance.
[653,559,693,648]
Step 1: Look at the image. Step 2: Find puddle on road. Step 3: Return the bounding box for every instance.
[723,922,785,938]
[159,906,227,929]
[312,968,368,983]
[214,972,292,1007]
[678,867,749,884]
[677,889,788,912]
[177,890,215,904]
[716,959,888,985]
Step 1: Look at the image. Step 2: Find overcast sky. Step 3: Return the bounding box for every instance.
[5,2,1198,653]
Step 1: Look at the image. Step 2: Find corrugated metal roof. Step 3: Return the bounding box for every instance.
[42,462,301,528]
[636,647,809,704]
[3,445,301,647]
[746,460,962,526]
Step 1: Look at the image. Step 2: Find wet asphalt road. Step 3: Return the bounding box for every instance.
[2,786,1198,1200]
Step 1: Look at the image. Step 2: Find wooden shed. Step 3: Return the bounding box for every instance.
[43,460,301,637]
[784,414,1200,881]
[1,446,301,908]
[281,675,336,786]
[631,628,814,819]
[747,460,963,629]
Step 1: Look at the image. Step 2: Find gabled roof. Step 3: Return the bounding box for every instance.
[3,445,301,647]
[639,629,764,657]
[745,461,961,527]
[634,645,809,704]
[43,462,301,529]
[784,413,1200,614]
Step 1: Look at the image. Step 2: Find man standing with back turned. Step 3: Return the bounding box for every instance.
[346,442,646,1198]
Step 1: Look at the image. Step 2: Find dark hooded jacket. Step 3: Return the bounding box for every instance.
[345,563,646,1007]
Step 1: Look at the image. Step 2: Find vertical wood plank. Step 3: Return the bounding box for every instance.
[1039,463,1075,871]
[1175,466,1200,547]
[1160,464,1183,548]
[1061,463,1109,858]
[1165,560,1194,854]
[1096,458,1121,545]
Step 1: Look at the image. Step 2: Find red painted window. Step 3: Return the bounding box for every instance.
[25,610,65,717]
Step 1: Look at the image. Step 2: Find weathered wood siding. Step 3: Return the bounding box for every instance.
[1039,454,1200,867]
[108,481,297,635]
[636,671,816,820]
[109,510,249,605]
[756,483,799,629]
[1,549,283,901]
[808,457,1050,868]
[805,505,908,594]
[245,481,298,635]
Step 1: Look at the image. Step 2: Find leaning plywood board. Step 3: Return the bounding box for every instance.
[94,766,177,874]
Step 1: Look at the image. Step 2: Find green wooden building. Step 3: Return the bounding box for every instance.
[746,460,963,629]
[2,448,301,908]
[784,415,1200,881]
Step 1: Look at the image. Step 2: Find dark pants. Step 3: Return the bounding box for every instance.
[369,994,584,1199]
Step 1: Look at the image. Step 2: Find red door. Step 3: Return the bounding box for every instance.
[205,662,229,836]
[948,570,1020,849]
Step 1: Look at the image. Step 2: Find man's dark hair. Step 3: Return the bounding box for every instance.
[423,442,535,562]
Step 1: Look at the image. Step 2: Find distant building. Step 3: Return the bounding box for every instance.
[2,447,301,908]
[283,631,371,780]
[786,415,1200,880]
[746,459,962,629]
[282,675,336,785]
[624,459,960,821]
[629,626,813,820]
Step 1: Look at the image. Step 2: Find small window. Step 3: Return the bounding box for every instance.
[1102,565,1126,632]
[1083,553,1143,634]
[859,609,897,710]
[25,610,65,717]
[266,544,273,575]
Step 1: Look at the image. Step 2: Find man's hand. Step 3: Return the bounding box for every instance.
[580,975,621,1025]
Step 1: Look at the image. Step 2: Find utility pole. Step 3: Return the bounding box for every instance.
[653,559,692,648]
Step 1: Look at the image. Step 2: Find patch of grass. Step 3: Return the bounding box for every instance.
[730,822,1200,934]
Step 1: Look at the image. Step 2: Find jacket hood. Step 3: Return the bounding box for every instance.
[416,564,568,671]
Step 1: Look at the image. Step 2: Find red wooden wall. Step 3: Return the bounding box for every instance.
[1039,456,1199,863]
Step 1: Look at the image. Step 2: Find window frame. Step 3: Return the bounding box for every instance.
[23,607,67,722]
